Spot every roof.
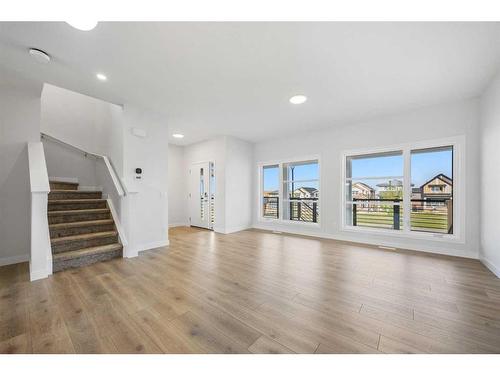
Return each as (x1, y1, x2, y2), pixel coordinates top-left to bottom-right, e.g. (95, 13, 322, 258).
(420, 174, 453, 189)
(294, 187, 318, 194)
(353, 182, 374, 191)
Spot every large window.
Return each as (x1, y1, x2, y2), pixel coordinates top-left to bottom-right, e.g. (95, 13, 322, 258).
(262, 165, 279, 219)
(346, 151, 404, 230)
(283, 160, 319, 223)
(343, 139, 459, 238)
(260, 158, 320, 224)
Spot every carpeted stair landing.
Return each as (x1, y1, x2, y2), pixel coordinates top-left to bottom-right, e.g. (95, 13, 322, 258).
(48, 180, 122, 272)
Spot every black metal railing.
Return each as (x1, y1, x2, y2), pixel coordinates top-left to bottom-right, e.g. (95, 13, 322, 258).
(289, 197, 319, 223)
(351, 198, 452, 233)
(263, 196, 279, 219)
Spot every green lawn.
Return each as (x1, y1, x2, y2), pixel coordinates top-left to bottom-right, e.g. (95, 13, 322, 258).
(355, 209, 449, 232)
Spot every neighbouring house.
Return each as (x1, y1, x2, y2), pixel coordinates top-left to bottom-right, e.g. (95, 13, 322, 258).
(292, 187, 319, 199)
(411, 187, 422, 200)
(420, 173, 453, 199)
(352, 182, 375, 200)
(263, 190, 279, 197)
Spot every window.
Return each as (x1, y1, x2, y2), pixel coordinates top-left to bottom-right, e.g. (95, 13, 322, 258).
(345, 151, 404, 230)
(262, 164, 279, 219)
(260, 158, 320, 224)
(283, 160, 319, 223)
(343, 139, 460, 239)
(410, 146, 453, 234)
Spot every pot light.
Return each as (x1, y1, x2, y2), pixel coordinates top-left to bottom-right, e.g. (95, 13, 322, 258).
(172, 134, 184, 139)
(66, 21, 98, 31)
(29, 48, 51, 64)
(289, 95, 307, 104)
(96, 73, 107, 81)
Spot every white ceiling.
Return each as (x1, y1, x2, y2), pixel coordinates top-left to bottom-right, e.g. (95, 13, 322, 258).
(1, 22, 500, 145)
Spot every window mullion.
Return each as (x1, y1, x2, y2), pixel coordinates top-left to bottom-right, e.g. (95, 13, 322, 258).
(403, 148, 412, 233)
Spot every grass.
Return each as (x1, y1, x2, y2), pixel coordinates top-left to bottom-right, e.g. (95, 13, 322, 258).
(356, 209, 449, 232)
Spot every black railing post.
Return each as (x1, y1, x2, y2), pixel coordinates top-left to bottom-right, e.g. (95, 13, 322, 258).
(297, 201, 301, 221)
(290, 201, 293, 220)
(276, 197, 279, 219)
(393, 202, 400, 230)
(353, 202, 357, 226)
(312, 202, 317, 223)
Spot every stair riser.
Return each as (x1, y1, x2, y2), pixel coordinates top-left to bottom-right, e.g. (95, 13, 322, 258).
(53, 248, 122, 272)
(50, 223, 115, 238)
(52, 235, 118, 254)
(49, 192, 102, 200)
(48, 212, 110, 224)
(48, 201, 107, 211)
(49, 182, 78, 190)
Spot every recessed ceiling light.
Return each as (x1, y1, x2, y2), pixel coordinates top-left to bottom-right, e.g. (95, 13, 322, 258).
(96, 73, 107, 81)
(28, 48, 51, 64)
(289, 95, 307, 104)
(172, 134, 184, 139)
(66, 21, 98, 31)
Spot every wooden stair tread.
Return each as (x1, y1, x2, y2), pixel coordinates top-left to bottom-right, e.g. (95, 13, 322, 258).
(48, 208, 110, 215)
(50, 190, 100, 193)
(52, 243, 122, 261)
(49, 180, 79, 185)
(48, 199, 106, 204)
(51, 231, 118, 244)
(49, 219, 114, 229)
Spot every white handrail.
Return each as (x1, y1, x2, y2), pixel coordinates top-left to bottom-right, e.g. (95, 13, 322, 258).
(40, 132, 126, 197)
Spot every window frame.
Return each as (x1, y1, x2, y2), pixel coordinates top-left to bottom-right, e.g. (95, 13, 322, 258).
(341, 136, 465, 243)
(258, 155, 321, 227)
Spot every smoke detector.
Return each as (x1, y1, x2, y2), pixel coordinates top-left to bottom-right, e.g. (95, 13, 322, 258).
(29, 48, 51, 64)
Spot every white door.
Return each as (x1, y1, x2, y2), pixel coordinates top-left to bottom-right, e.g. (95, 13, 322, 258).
(189, 161, 211, 229)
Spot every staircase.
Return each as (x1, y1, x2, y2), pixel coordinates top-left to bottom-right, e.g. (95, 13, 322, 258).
(48, 180, 123, 272)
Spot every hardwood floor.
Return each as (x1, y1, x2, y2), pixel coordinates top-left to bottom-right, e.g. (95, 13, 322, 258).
(1, 226, 500, 353)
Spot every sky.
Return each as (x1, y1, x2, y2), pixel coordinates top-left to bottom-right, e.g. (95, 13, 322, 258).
(263, 148, 452, 192)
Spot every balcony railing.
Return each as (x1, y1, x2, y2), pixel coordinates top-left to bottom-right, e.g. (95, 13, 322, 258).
(262, 196, 319, 223)
(289, 197, 318, 223)
(263, 196, 279, 219)
(351, 198, 453, 234)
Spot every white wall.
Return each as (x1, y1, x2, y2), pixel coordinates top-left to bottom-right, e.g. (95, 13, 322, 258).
(41, 84, 124, 171)
(479, 72, 500, 277)
(42, 138, 99, 187)
(178, 135, 254, 234)
(225, 136, 254, 233)
(253, 98, 480, 259)
(121, 105, 169, 252)
(0, 69, 42, 265)
(168, 144, 188, 226)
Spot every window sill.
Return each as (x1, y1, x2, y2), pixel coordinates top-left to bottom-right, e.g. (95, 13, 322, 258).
(340, 225, 464, 244)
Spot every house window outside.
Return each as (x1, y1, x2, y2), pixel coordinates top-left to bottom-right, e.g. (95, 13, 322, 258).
(345, 151, 404, 230)
(262, 165, 280, 219)
(344, 142, 457, 237)
(410, 146, 453, 234)
(283, 160, 319, 223)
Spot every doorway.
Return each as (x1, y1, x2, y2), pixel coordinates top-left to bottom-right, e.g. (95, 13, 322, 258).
(189, 161, 215, 229)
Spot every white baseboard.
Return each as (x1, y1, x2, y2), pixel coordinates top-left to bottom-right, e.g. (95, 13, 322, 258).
(0, 254, 29, 267)
(137, 239, 170, 253)
(480, 256, 500, 278)
(252, 223, 478, 260)
(169, 222, 189, 228)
